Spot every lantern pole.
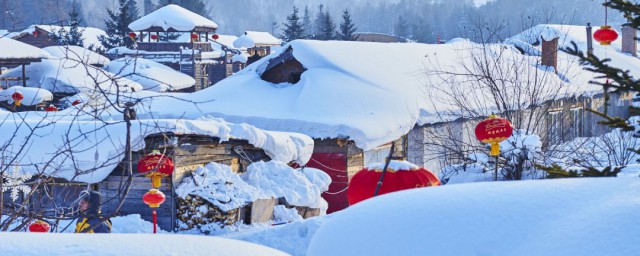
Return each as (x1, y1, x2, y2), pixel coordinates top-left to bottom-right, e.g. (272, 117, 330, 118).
(374, 142, 395, 197)
(494, 156, 499, 181)
(152, 209, 157, 234)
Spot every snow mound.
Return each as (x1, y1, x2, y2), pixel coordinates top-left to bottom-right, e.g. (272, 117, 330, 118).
(242, 161, 328, 209)
(105, 57, 195, 91)
(176, 162, 265, 212)
(297, 167, 331, 192)
(0, 86, 52, 106)
(0, 232, 289, 256)
(43, 45, 110, 66)
(0, 37, 51, 60)
(308, 177, 640, 256)
(234, 31, 282, 48)
(129, 4, 217, 31)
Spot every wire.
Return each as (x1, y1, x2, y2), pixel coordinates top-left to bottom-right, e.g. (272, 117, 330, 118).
(309, 158, 348, 173)
(323, 186, 348, 195)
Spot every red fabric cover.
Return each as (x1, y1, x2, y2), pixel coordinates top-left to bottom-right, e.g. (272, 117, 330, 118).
(347, 167, 440, 205)
(474, 116, 513, 143)
(137, 152, 174, 175)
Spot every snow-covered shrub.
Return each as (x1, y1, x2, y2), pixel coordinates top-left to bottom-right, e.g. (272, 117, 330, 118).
(549, 128, 640, 168)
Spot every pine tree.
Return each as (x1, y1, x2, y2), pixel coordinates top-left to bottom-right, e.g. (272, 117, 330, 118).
(394, 16, 409, 39)
(66, 0, 84, 46)
(319, 11, 336, 40)
(313, 4, 325, 40)
(337, 9, 357, 41)
(302, 6, 313, 39)
(158, 0, 207, 17)
(144, 0, 157, 15)
(99, 0, 140, 49)
(281, 6, 304, 43)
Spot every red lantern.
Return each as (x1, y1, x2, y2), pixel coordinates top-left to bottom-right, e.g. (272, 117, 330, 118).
(28, 220, 50, 232)
(593, 25, 618, 45)
(128, 32, 137, 41)
(137, 150, 174, 188)
(72, 99, 82, 106)
(474, 115, 513, 156)
(11, 91, 24, 106)
(150, 34, 158, 40)
(45, 105, 58, 112)
(143, 189, 166, 208)
(32, 30, 39, 37)
(191, 33, 199, 41)
(211, 34, 219, 40)
(347, 161, 441, 205)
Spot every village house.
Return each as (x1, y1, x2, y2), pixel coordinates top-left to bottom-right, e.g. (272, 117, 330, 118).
(12, 25, 106, 50)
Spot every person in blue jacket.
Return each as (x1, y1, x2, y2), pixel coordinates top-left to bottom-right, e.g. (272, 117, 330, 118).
(75, 190, 112, 233)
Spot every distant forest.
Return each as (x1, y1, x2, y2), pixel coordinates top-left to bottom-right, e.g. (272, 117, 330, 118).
(0, 0, 626, 43)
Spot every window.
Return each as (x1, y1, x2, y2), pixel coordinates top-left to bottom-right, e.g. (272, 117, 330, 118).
(288, 72, 302, 84)
(570, 107, 583, 139)
(547, 111, 562, 145)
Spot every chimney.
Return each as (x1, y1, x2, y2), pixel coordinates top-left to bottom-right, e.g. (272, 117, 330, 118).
(621, 25, 637, 56)
(541, 36, 559, 72)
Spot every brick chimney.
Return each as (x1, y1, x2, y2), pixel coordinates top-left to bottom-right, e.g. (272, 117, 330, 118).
(621, 26, 637, 56)
(541, 36, 559, 72)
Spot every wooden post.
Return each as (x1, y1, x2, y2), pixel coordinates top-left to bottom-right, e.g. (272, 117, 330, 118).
(21, 64, 26, 87)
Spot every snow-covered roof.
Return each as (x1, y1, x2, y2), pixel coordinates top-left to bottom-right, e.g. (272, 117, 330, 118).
(0, 86, 53, 106)
(0, 117, 313, 183)
(233, 31, 282, 48)
(214, 35, 238, 48)
(17, 25, 107, 49)
(0, 37, 50, 60)
(0, 58, 143, 94)
(43, 45, 110, 66)
(105, 57, 195, 92)
(128, 4, 218, 32)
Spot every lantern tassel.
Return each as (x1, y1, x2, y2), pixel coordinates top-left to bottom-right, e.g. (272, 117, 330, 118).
(15, 100, 21, 107)
(490, 142, 500, 156)
(152, 210, 157, 234)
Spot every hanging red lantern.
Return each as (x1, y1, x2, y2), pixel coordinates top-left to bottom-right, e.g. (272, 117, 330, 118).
(191, 33, 199, 41)
(32, 30, 39, 37)
(72, 99, 82, 106)
(128, 32, 137, 41)
(211, 34, 219, 40)
(347, 160, 441, 205)
(593, 25, 619, 45)
(137, 150, 174, 188)
(28, 220, 50, 232)
(143, 189, 166, 208)
(474, 115, 513, 156)
(11, 91, 24, 106)
(142, 188, 166, 234)
(150, 34, 158, 40)
(45, 105, 58, 112)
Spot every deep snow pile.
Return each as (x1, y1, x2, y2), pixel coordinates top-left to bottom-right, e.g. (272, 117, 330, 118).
(105, 57, 195, 91)
(224, 215, 331, 256)
(0, 86, 53, 106)
(0, 58, 143, 94)
(307, 177, 640, 256)
(43, 45, 110, 66)
(0, 37, 51, 60)
(0, 232, 289, 256)
(175, 162, 266, 212)
(233, 31, 282, 48)
(242, 161, 329, 210)
(0, 117, 313, 183)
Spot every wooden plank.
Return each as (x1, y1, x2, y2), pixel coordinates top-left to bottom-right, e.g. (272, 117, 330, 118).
(250, 199, 276, 224)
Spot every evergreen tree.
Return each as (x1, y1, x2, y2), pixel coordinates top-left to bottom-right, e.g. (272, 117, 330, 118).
(394, 16, 410, 39)
(337, 9, 357, 41)
(313, 4, 325, 39)
(281, 6, 304, 43)
(99, 0, 140, 49)
(302, 6, 313, 39)
(144, 0, 157, 15)
(66, 0, 84, 46)
(158, 0, 207, 17)
(319, 11, 336, 40)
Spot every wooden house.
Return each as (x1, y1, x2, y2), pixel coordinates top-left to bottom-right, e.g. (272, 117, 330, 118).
(125, 4, 240, 91)
(12, 25, 107, 50)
